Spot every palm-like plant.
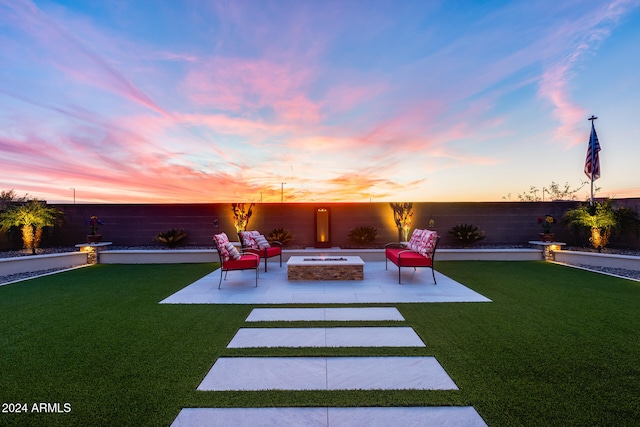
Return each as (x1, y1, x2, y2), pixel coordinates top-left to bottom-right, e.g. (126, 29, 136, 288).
(348, 226, 380, 246)
(0, 199, 63, 254)
(267, 228, 295, 246)
(448, 224, 485, 246)
(155, 228, 188, 248)
(563, 200, 638, 251)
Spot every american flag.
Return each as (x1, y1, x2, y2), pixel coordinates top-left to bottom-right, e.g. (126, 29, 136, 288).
(584, 122, 601, 181)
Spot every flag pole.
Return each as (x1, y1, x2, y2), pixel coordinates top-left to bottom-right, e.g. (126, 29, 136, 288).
(588, 115, 597, 206)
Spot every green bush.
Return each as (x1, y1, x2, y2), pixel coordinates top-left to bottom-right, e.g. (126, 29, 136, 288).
(267, 228, 295, 246)
(348, 225, 380, 246)
(154, 228, 188, 248)
(0, 199, 63, 254)
(563, 200, 640, 251)
(448, 224, 485, 246)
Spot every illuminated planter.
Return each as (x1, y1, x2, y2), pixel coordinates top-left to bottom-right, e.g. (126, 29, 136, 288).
(315, 207, 331, 248)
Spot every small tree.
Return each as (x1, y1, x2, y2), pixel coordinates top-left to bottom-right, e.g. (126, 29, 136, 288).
(563, 200, 639, 252)
(231, 203, 255, 233)
(0, 199, 63, 254)
(390, 202, 413, 241)
(504, 180, 594, 201)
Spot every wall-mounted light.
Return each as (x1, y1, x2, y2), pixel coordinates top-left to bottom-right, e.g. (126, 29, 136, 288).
(213, 218, 219, 228)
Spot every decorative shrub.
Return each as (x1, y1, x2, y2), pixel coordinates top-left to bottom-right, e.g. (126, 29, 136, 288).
(155, 228, 188, 248)
(348, 225, 380, 246)
(563, 200, 640, 252)
(390, 202, 413, 241)
(448, 224, 485, 245)
(0, 199, 63, 254)
(267, 228, 295, 246)
(231, 203, 255, 233)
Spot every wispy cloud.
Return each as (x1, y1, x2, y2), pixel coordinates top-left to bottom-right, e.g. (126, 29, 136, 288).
(537, 0, 639, 148)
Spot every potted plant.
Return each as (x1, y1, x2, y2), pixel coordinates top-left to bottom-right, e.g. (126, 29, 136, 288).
(86, 215, 104, 243)
(537, 214, 556, 242)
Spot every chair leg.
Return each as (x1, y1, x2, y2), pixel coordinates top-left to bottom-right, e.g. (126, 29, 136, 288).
(398, 267, 402, 284)
(218, 268, 224, 289)
(432, 267, 437, 284)
(255, 266, 259, 287)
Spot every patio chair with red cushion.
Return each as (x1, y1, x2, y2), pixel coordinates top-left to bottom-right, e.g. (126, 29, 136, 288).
(238, 230, 282, 272)
(212, 232, 260, 288)
(385, 229, 440, 284)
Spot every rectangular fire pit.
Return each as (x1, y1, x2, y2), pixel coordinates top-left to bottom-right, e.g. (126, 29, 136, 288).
(287, 256, 364, 281)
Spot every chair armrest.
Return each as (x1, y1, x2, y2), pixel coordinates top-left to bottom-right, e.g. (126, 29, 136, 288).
(268, 240, 283, 247)
(396, 249, 415, 256)
(239, 250, 260, 259)
(385, 242, 408, 249)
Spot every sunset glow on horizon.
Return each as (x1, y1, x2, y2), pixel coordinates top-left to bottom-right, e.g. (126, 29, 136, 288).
(1, 1, 640, 204)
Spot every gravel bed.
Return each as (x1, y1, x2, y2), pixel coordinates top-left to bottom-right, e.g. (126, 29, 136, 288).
(559, 263, 640, 281)
(0, 266, 85, 285)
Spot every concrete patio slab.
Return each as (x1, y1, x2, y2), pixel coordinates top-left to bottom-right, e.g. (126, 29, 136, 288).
(245, 307, 405, 322)
(160, 261, 491, 304)
(197, 356, 458, 391)
(227, 327, 425, 348)
(171, 406, 488, 427)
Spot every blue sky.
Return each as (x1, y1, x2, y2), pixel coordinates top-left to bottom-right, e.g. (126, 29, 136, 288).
(1, 0, 639, 203)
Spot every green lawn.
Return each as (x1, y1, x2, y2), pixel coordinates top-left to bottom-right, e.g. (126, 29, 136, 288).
(1, 261, 639, 426)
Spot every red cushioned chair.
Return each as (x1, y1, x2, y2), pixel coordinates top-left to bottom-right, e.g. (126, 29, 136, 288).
(213, 233, 260, 288)
(385, 232, 440, 284)
(238, 231, 282, 272)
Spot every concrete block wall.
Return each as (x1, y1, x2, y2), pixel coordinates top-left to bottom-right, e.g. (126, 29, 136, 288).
(1, 199, 638, 250)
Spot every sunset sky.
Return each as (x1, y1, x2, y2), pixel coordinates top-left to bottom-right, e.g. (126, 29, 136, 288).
(1, 0, 639, 204)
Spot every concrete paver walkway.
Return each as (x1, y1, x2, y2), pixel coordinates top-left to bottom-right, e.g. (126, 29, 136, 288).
(170, 293, 489, 425)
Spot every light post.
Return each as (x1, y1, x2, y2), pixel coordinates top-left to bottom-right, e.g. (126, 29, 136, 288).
(70, 188, 75, 204)
(281, 183, 286, 203)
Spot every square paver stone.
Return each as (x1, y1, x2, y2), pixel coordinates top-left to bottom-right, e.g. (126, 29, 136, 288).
(197, 356, 457, 391)
(171, 406, 488, 427)
(227, 327, 425, 348)
(245, 307, 405, 322)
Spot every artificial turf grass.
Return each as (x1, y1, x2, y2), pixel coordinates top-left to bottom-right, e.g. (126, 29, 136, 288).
(1, 262, 639, 426)
(426, 261, 640, 425)
(0, 263, 246, 427)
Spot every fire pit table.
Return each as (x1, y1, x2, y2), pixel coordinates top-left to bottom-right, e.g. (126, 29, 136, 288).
(287, 256, 364, 281)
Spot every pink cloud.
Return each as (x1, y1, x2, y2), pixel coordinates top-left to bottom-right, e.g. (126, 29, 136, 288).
(183, 56, 320, 122)
(537, 1, 635, 148)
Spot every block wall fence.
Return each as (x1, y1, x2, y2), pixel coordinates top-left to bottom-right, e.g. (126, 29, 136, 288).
(1, 199, 639, 250)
